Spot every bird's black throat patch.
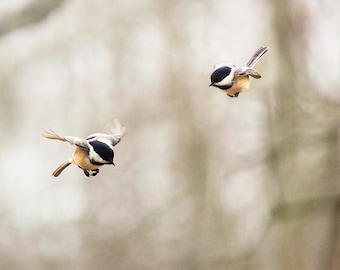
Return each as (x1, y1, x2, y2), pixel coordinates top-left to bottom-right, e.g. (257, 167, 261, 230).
(214, 84, 233, 90)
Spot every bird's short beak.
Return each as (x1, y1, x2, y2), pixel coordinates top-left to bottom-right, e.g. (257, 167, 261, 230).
(112, 162, 115, 166)
(209, 83, 213, 87)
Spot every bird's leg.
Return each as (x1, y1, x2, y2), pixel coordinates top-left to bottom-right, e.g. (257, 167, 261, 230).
(83, 170, 90, 177)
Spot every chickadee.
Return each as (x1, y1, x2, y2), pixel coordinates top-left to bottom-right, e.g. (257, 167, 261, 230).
(43, 119, 126, 177)
(209, 46, 269, 98)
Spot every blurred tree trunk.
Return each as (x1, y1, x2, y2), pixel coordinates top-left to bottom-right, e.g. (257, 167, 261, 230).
(266, 0, 305, 198)
(266, 0, 340, 269)
(322, 105, 340, 270)
(267, 1, 305, 267)
(158, 3, 211, 268)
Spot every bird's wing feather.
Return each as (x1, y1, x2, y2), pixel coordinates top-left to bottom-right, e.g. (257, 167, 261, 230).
(235, 67, 262, 79)
(43, 130, 89, 149)
(104, 119, 126, 146)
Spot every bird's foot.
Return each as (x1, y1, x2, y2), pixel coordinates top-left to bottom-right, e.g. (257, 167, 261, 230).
(91, 169, 99, 176)
(83, 169, 99, 177)
(227, 92, 239, 98)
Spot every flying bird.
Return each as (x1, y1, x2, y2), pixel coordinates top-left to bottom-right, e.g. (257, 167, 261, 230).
(209, 46, 269, 98)
(43, 119, 126, 177)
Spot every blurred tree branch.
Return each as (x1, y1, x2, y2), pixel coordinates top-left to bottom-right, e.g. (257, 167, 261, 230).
(0, 0, 66, 37)
(271, 195, 340, 220)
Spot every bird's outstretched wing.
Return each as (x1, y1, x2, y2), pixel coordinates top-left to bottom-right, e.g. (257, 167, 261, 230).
(105, 118, 126, 146)
(86, 119, 126, 146)
(235, 67, 262, 79)
(43, 130, 89, 150)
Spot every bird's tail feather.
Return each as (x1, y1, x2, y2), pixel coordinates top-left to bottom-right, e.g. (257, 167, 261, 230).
(246, 46, 269, 68)
(52, 159, 73, 177)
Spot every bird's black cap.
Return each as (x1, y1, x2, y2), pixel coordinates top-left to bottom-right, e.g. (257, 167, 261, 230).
(210, 66, 232, 85)
(89, 141, 114, 164)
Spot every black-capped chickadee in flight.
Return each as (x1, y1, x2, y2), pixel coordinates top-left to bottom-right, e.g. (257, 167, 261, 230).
(209, 46, 269, 98)
(43, 119, 126, 177)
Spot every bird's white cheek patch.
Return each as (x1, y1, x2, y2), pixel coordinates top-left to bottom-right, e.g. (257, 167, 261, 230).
(215, 76, 233, 87)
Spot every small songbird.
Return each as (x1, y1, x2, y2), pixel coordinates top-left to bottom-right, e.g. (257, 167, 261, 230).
(43, 119, 126, 177)
(209, 46, 269, 98)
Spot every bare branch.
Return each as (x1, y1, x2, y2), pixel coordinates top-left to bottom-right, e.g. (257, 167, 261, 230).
(0, 0, 66, 37)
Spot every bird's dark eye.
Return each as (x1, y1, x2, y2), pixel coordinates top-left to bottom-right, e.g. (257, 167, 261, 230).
(210, 66, 232, 83)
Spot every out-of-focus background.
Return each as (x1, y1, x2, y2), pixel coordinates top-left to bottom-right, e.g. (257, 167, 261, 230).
(0, 0, 339, 269)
